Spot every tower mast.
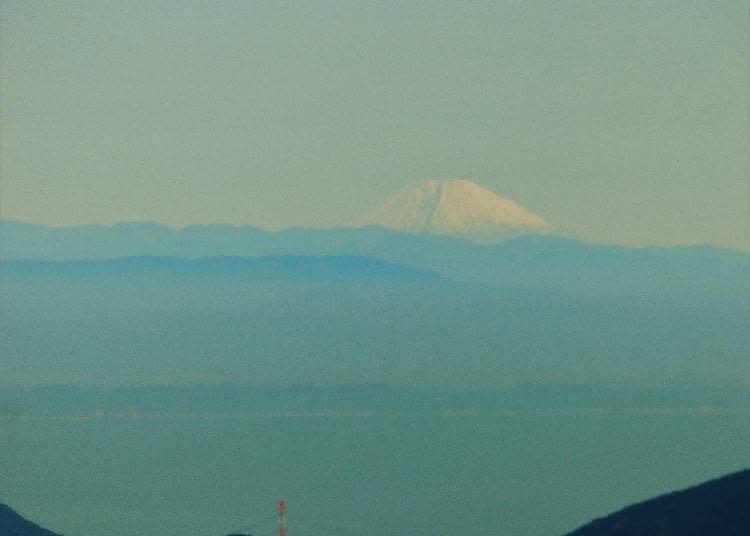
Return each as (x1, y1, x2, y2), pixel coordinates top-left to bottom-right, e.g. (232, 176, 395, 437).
(277, 500, 287, 536)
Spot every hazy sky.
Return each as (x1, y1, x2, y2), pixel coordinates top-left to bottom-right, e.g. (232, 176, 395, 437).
(1, 1, 748, 248)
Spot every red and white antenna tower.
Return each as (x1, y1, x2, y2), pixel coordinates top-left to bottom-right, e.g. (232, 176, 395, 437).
(277, 500, 287, 536)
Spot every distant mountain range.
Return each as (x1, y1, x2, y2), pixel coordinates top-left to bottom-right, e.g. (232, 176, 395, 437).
(2, 256, 747, 387)
(0, 255, 440, 283)
(1, 218, 748, 388)
(0, 504, 61, 536)
(1, 219, 746, 295)
(564, 469, 750, 535)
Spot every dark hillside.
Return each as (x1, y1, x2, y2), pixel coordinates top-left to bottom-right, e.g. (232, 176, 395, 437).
(0, 504, 61, 536)
(564, 469, 750, 536)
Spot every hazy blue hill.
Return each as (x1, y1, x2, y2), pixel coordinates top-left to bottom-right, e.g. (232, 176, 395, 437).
(0, 220, 477, 272)
(0, 219, 180, 259)
(0, 255, 440, 283)
(564, 469, 750, 535)
(2, 219, 746, 295)
(1, 259, 747, 387)
(1, 221, 747, 389)
(0, 504, 61, 536)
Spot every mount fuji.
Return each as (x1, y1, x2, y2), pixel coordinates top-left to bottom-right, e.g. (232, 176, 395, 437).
(366, 178, 547, 242)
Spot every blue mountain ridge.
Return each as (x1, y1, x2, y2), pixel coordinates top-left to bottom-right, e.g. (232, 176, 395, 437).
(0, 255, 441, 283)
(1, 219, 748, 388)
(1, 219, 746, 295)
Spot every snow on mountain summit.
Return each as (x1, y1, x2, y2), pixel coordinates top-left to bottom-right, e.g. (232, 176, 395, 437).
(366, 179, 547, 242)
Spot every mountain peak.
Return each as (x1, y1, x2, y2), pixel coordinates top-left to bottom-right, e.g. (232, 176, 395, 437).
(366, 179, 547, 242)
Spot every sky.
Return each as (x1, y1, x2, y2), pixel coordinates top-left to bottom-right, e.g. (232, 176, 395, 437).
(1, 1, 748, 248)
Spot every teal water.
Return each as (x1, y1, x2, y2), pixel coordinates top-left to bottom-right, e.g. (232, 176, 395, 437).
(2, 411, 748, 536)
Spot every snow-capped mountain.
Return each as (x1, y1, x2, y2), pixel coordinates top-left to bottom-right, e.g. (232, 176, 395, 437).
(366, 179, 547, 242)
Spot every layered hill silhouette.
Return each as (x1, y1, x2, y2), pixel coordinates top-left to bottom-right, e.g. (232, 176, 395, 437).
(1, 219, 745, 296)
(0, 504, 61, 536)
(564, 469, 750, 536)
(0, 255, 440, 283)
(1, 220, 747, 388)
